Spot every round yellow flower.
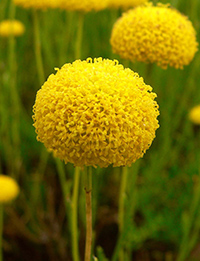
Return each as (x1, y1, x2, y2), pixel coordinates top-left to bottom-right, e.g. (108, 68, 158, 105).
(0, 175, 19, 203)
(14, 0, 59, 9)
(108, 0, 148, 10)
(58, 0, 108, 12)
(0, 20, 25, 37)
(33, 58, 159, 168)
(110, 3, 198, 69)
(189, 105, 200, 125)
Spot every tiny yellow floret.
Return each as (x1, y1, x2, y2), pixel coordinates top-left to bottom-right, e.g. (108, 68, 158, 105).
(108, 0, 148, 10)
(33, 58, 159, 168)
(189, 105, 200, 125)
(0, 20, 25, 37)
(58, 0, 108, 12)
(110, 3, 198, 69)
(0, 175, 19, 203)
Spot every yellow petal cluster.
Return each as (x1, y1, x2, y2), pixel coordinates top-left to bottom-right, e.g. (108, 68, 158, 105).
(58, 0, 108, 12)
(110, 3, 198, 69)
(189, 105, 200, 125)
(108, 0, 148, 10)
(0, 175, 19, 203)
(0, 20, 25, 37)
(14, 0, 58, 9)
(33, 58, 159, 168)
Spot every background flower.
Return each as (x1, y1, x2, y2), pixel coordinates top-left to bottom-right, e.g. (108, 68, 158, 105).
(189, 105, 200, 125)
(0, 20, 25, 37)
(58, 0, 108, 12)
(107, 0, 148, 10)
(13, 0, 59, 9)
(0, 175, 19, 203)
(110, 3, 198, 69)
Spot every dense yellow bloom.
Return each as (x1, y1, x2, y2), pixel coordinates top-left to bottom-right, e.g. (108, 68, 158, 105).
(110, 3, 198, 69)
(58, 0, 108, 12)
(0, 20, 25, 37)
(33, 58, 159, 168)
(108, 0, 147, 10)
(14, 0, 58, 9)
(0, 175, 19, 203)
(189, 105, 200, 125)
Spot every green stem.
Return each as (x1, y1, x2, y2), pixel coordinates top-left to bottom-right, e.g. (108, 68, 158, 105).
(75, 12, 84, 60)
(71, 167, 80, 261)
(177, 164, 200, 261)
(118, 166, 128, 261)
(32, 9, 45, 86)
(84, 166, 92, 261)
(56, 159, 69, 211)
(8, 0, 22, 177)
(32, 9, 50, 179)
(0, 204, 3, 261)
(0, 0, 8, 22)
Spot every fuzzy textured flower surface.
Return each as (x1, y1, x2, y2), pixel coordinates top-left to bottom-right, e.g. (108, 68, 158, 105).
(189, 105, 200, 125)
(58, 0, 108, 12)
(14, 0, 58, 9)
(110, 3, 198, 69)
(0, 20, 25, 37)
(0, 175, 19, 203)
(108, 0, 147, 10)
(33, 58, 159, 168)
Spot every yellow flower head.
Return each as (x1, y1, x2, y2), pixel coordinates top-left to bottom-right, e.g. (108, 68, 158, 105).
(58, 0, 108, 12)
(189, 105, 200, 125)
(33, 58, 159, 168)
(110, 3, 198, 69)
(0, 20, 25, 37)
(0, 175, 19, 203)
(14, 0, 58, 9)
(108, 0, 148, 10)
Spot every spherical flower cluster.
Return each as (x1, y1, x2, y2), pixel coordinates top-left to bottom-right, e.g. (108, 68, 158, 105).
(0, 175, 19, 203)
(108, 0, 147, 10)
(189, 105, 200, 125)
(110, 3, 198, 69)
(58, 0, 108, 12)
(0, 20, 25, 37)
(14, 0, 59, 9)
(33, 58, 159, 168)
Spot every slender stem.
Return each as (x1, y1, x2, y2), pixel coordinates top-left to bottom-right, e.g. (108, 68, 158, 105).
(32, 10, 50, 179)
(84, 166, 93, 261)
(118, 166, 128, 261)
(75, 12, 84, 60)
(8, 0, 21, 176)
(71, 167, 80, 261)
(56, 159, 69, 211)
(0, 204, 3, 261)
(0, 0, 8, 24)
(119, 166, 128, 232)
(32, 9, 45, 86)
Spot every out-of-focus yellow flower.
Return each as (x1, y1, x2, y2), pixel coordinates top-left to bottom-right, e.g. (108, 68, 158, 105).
(33, 57, 159, 168)
(58, 0, 108, 12)
(14, 0, 59, 9)
(0, 20, 25, 37)
(189, 105, 200, 125)
(108, 0, 147, 10)
(110, 3, 198, 69)
(0, 175, 19, 203)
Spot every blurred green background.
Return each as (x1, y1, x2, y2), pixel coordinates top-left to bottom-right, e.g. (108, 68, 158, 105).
(0, 0, 200, 260)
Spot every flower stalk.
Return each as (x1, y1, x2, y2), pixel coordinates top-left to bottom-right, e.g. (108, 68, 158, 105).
(84, 166, 93, 261)
(71, 167, 81, 261)
(118, 166, 128, 261)
(75, 12, 84, 59)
